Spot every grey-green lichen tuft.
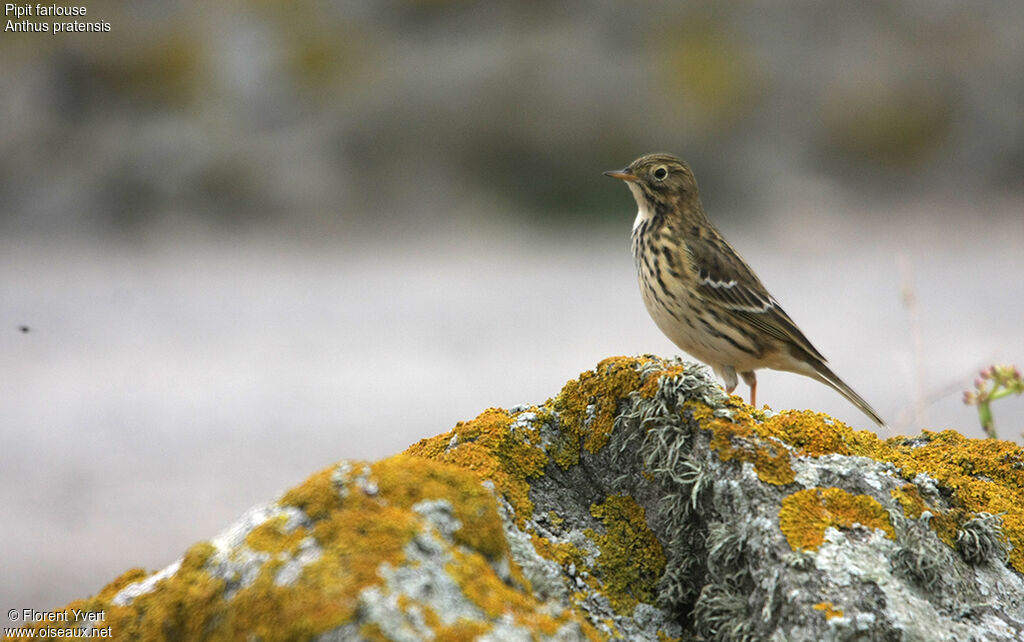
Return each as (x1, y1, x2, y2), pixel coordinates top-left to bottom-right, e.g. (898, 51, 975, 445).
(613, 362, 730, 615)
(890, 513, 955, 591)
(956, 512, 1010, 565)
(692, 582, 757, 642)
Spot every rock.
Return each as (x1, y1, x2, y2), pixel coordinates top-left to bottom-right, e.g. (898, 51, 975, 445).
(17, 356, 1024, 641)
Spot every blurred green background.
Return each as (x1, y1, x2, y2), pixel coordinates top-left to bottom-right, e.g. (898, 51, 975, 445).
(2, 0, 1023, 616)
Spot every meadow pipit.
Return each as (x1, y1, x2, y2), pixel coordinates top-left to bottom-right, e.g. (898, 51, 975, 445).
(605, 153, 885, 427)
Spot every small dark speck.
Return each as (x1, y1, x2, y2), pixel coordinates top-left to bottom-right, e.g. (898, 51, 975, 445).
(19, 325, 30, 333)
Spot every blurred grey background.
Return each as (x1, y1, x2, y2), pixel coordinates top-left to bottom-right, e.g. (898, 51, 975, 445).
(3, 0, 1023, 612)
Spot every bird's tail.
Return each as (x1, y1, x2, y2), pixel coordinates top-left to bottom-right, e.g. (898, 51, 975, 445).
(810, 361, 888, 430)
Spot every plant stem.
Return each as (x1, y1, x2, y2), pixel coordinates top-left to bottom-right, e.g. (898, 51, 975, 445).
(978, 400, 995, 439)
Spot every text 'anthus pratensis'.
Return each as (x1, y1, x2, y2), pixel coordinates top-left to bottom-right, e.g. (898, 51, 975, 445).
(605, 153, 885, 427)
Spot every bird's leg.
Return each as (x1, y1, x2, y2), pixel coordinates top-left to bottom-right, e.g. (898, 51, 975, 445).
(741, 371, 757, 407)
(721, 366, 738, 395)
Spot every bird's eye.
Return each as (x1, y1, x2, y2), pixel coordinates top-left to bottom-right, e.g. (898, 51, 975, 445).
(653, 167, 668, 181)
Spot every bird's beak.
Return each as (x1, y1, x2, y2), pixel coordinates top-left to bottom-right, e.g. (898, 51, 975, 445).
(603, 168, 639, 182)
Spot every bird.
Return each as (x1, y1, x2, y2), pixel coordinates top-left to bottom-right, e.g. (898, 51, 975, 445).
(604, 153, 885, 427)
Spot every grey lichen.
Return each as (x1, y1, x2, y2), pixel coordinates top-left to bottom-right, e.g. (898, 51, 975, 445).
(496, 496, 568, 603)
(205, 503, 316, 598)
(692, 582, 756, 642)
(956, 512, 1010, 565)
(610, 362, 731, 617)
(890, 513, 955, 591)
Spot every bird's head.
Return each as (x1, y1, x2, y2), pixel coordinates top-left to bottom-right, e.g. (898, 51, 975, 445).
(604, 153, 704, 222)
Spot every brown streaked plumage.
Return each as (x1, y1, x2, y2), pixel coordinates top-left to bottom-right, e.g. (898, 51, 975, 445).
(605, 153, 885, 427)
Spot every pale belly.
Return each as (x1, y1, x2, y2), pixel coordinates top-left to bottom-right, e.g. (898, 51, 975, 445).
(636, 270, 768, 375)
(631, 214, 767, 376)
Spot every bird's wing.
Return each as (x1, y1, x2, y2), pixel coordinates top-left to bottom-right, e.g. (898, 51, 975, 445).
(685, 235, 828, 363)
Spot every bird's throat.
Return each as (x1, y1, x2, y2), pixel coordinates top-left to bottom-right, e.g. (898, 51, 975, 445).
(628, 183, 654, 232)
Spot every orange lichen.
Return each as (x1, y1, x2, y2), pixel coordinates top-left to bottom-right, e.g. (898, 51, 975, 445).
(876, 431, 1024, 571)
(445, 548, 587, 637)
(813, 601, 844, 620)
(530, 532, 587, 571)
(706, 410, 796, 485)
(734, 411, 1024, 573)
(280, 465, 343, 519)
(446, 548, 531, 620)
(757, 410, 856, 456)
(245, 515, 308, 554)
(779, 487, 895, 551)
(26, 540, 228, 641)
(684, 398, 718, 423)
(11, 459, 442, 641)
(637, 364, 687, 397)
(394, 597, 493, 641)
(553, 356, 646, 464)
(724, 408, 883, 461)
(404, 407, 548, 523)
(889, 484, 962, 547)
(100, 567, 151, 597)
(586, 495, 667, 615)
(219, 470, 420, 639)
(433, 619, 492, 641)
(373, 454, 508, 561)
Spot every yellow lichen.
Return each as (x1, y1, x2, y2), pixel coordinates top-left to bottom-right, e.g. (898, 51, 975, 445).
(877, 431, 1024, 571)
(779, 487, 895, 551)
(391, 598, 494, 641)
(758, 410, 856, 456)
(706, 410, 796, 485)
(721, 408, 883, 462)
(280, 465, 343, 519)
(216, 474, 420, 639)
(754, 414, 1024, 573)
(586, 495, 667, 615)
(813, 601, 844, 620)
(13, 460, 437, 641)
(433, 619, 493, 641)
(553, 357, 645, 465)
(40, 540, 228, 640)
(637, 364, 687, 397)
(721, 409, 1024, 573)
(445, 548, 574, 636)
(245, 515, 308, 554)
(404, 407, 548, 524)
(889, 484, 962, 547)
(530, 532, 587, 571)
(99, 567, 151, 598)
(373, 454, 508, 561)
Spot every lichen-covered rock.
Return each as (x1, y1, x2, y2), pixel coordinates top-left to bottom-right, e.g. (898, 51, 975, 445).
(13, 356, 1024, 641)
